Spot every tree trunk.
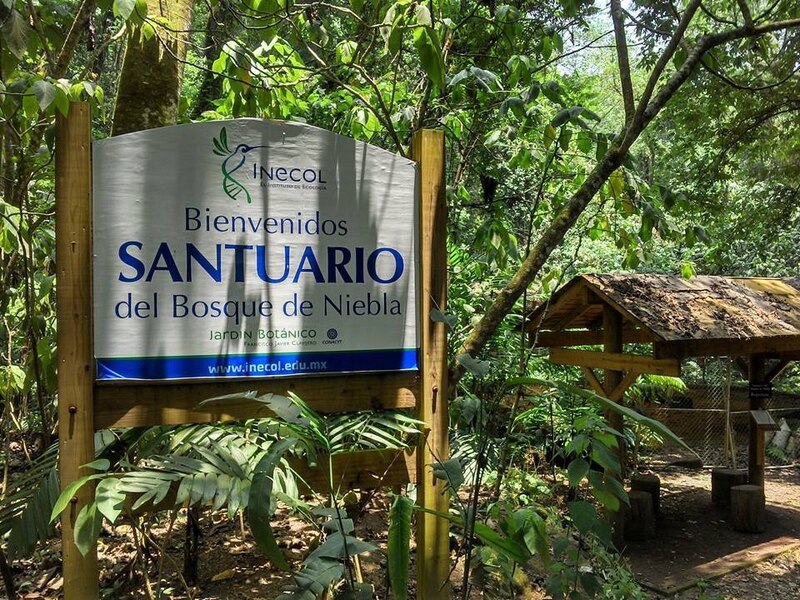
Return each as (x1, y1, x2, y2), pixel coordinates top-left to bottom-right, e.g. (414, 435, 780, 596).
(191, 4, 232, 118)
(112, 0, 195, 135)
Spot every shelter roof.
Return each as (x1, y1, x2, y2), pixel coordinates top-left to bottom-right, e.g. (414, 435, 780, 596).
(529, 274, 800, 358)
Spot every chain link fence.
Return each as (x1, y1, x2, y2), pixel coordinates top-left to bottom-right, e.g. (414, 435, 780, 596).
(641, 357, 800, 467)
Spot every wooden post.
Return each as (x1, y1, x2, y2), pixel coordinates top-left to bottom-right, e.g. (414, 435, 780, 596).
(623, 490, 655, 540)
(56, 102, 98, 600)
(603, 304, 625, 545)
(412, 129, 450, 599)
(748, 355, 766, 487)
(731, 485, 766, 533)
(630, 473, 660, 516)
(711, 468, 748, 507)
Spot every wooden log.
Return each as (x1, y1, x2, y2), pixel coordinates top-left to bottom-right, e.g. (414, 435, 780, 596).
(711, 468, 748, 507)
(630, 473, 661, 517)
(731, 485, 766, 533)
(624, 490, 655, 541)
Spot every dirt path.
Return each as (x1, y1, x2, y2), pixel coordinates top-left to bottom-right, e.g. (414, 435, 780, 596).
(11, 467, 800, 598)
(626, 465, 800, 600)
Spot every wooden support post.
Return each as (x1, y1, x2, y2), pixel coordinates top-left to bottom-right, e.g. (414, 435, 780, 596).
(56, 102, 98, 600)
(748, 355, 766, 488)
(603, 304, 625, 545)
(412, 129, 450, 599)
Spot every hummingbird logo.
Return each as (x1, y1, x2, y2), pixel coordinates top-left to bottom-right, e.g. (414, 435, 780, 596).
(212, 127, 263, 203)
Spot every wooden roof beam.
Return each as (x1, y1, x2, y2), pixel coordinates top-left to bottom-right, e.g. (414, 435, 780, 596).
(534, 328, 656, 348)
(655, 336, 800, 360)
(766, 359, 792, 383)
(551, 303, 600, 332)
(550, 348, 680, 376)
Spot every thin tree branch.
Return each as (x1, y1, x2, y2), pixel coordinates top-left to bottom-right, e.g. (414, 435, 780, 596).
(610, 0, 635, 125)
(633, 0, 702, 131)
(736, 0, 755, 30)
(53, 0, 97, 78)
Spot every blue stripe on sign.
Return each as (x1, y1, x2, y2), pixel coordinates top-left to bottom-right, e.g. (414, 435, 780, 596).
(96, 349, 419, 380)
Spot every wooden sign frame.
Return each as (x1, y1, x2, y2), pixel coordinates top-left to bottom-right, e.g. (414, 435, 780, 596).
(55, 103, 449, 599)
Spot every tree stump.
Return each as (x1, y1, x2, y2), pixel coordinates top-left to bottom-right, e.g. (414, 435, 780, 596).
(730, 485, 766, 533)
(630, 473, 661, 517)
(711, 468, 748, 507)
(624, 490, 655, 541)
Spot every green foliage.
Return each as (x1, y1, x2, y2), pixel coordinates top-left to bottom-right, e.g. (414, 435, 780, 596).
(46, 397, 421, 561)
(249, 438, 297, 569)
(387, 495, 413, 600)
(4, 0, 800, 596)
(0, 443, 59, 559)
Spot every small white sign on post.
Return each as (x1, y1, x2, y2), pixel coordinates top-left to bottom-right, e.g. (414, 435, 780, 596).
(93, 119, 418, 380)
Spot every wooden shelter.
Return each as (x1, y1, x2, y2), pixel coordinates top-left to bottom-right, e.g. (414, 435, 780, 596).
(527, 274, 800, 506)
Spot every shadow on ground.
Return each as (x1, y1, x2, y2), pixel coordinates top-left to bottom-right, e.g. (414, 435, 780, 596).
(624, 466, 800, 595)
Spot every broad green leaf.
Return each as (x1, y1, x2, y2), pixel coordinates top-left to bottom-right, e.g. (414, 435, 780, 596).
(431, 458, 465, 492)
(470, 66, 499, 91)
(415, 4, 432, 26)
(1, 9, 29, 59)
(417, 507, 531, 565)
(580, 571, 602, 597)
(278, 558, 342, 599)
(591, 443, 620, 475)
(522, 511, 550, 568)
(596, 134, 608, 161)
(543, 124, 557, 150)
(430, 308, 457, 329)
(456, 353, 491, 378)
(448, 68, 470, 88)
(413, 26, 445, 89)
(587, 471, 619, 511)
(95, 478, 124, 524)
(553, 536, 570, 559)
(50, 475, 105, 523)
(32, 80, 56, 111)
(609, 169, 625, 198)
(381, 4, 402, 55)
(551, 108, 572, 127)
(576, 131, 593, 153)
(388, 495, 413, 599)
(307, 531, 377, 561)
(114, 0, 136, 19)
(83, 458, 110, 472)
(566, 458, 589, 487)
(74, 502, 103, 556)
(248, 438, 296, 569)
(568, 500, 597, 535)
(53, 86, 70, 117)
(322, 517, 354, 535)
(473, 522, 531, 565)
(335, 40, 357, 65)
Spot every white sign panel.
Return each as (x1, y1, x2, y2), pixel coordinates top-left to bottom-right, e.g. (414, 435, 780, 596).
(93, 119, 418, 380)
